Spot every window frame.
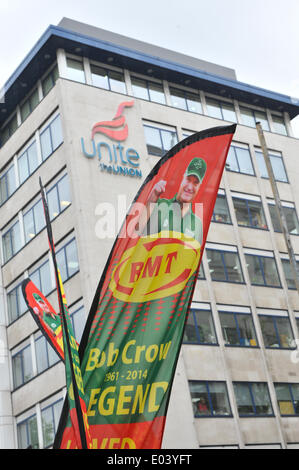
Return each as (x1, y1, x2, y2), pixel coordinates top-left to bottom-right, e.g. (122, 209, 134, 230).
(259, 314, 295, 350)
(274, 383, 299, 416)
(226, 143, 255, 176)
(206, 245, 245, 284)
(245, 252, 281, 288)
(183, 304, 218, 346)
(189, 380, 233, 418)
(233, 381, 274, 417)
(143, 123, 178, 157)
(232, 194, 268, 230)
(219, 310, 259, 348)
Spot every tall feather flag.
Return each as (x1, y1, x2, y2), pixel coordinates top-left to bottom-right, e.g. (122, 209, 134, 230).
(39, 178, 93, 449)
(54, 124, 236, 449)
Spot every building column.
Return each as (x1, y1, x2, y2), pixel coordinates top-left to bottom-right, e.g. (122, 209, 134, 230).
(0, 273, 15, 448)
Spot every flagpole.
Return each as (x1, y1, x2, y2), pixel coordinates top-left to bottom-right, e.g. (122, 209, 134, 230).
(256, 122, 299, 295)
(39, 178, 88, 449)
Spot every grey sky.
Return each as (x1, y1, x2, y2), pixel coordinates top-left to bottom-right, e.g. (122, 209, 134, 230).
(1, 0, 299, 133)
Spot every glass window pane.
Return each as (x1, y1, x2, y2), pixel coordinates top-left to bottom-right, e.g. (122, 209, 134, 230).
(259, 316, 278, 347)
(223, 252, 244, 283)
(40, 127, 52, 161)
(12, 354, 23, 388)
(207, 250, 226, 281)
(91, 65, 109, 89)
(213, 195, 231, 223)
(7, 288, 19, 323)
(209, 382, 231, 416)
(131, 77, 149, 100)
(148, 82, 165, 104)
(270, 155, 287, 182)
(226, 147, 239, 172)
(39, 261, 52, 295)
(144, 126, 163, 156)
(56, 249, 67, 282)
(35, 336, 48, 374)
(275, 384, 295, 415)
(33, 200, 45, 234)
(220, 313, 239, 345)
(262, 257, 280, 287)
(272, 115, 287, 136)
(234, 383, 255, 415)
(235, 147, 254, 175)
(233, 198, 249, 227)
(17, 421, 28, 449)
(189, 382, 211, 416)
(58, 176, 71, 211)
(255, 151, 268, 178)
(47, 186, 60, 220)
(170, 88, 187, 110)
(27, 142, 38, 174)
(186, 92, 202, 114)
(237, 314, 258, 346)
(66, 58, 85, 83)
(281, 259, 299, 289)
(246, 255, 264, 285)
(42, 407, 54, 448)
(23, 210, 35, 243)
(6, 166, 16, 197)
(284, 207, 299, 234)
(109, 71, 126, 94)
(20, 100, 31, 122)
(221, 102, 237, 122)
(251, 383, 273, 415)
(65, 240, 79, 278)
(184, 309, 217, 345)
(240, 107, 255, 127)
(28, 415, 39, 449)
(72, 307, 85, 342)
(248, 200, 267, 229)
(22, 346, 34, 383)
(255, 110, 269, 131)
(206, 98, 222, 119)
(276, 317, 294, 348)
(161, 130, 177, 152)
(3, 231, 12, 262)
(42, 74, 54, 96)
(18, 152, 29, 184)
(50, 116, 63, 151)
(11, 222, 22, 254)
(30, 89, 39, 111)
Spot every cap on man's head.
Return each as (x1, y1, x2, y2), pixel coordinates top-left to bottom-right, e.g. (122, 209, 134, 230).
(186, 158, 207, 182)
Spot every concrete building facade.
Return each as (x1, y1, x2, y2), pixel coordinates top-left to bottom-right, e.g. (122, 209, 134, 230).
(1, 18, 299, 449)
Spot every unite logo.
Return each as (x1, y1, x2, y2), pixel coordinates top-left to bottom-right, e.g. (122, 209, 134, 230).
(81, 100, 142, 178)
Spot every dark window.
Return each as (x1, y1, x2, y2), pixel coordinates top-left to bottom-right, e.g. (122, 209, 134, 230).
(189, 381, 232, 417)
(233, 382, 273, 416)
(259, 315, 294, 349)
(183, 308, 217, 345)
(212, 193, 231, 224)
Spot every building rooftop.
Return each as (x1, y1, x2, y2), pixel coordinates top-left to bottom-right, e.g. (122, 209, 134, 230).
(1, 17, 299, 127)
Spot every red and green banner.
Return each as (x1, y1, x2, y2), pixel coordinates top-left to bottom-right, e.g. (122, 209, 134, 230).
(22, 278, 65, 361)
(54, 124, 236, 449)
(39, 179, 93, 449)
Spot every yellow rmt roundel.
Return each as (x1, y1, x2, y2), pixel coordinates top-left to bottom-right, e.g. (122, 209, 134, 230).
(109, 231, 201, 303)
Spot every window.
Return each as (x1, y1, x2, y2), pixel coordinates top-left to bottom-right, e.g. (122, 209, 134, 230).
(259, 315, 294, 349)
(206, 246, 244, 283)
(0, 113, 18, 146)
(71, 305, 85, 342)
(226, 144, 254, 175)
(40, 114, 63, 161)
(23, 199, 45, 243)
(2, 220, 22, 263)
(271, 114, 287, 136)
(255, 150, 288, 182)
(198, 263, 205, 279)
(281, 258, 299, 289)
(232, 195, 267, 229)
(91, 65, 126, 94)
(0, 163, 16, 205)
(29, 259, 53, 297)
(17, 412, 39, 449)
(20, 88, 39, 122)
(12, 342, 34, 389)
(41, 399, 63, 448)
(18, 140, 39, 185)
(7, 280, 28, 323)
(169, 87, 202, 114)
(66, 58, 86, 83)
(233, 382, 273, 416)
(47, 174, 72, 220)
(35, 334, 60, 375)
(183, 306, 217, 345)
(239, 106, 269, 131)
(275, 383, 299, 416)
(143, 124, 178, 157)
(219, 310, 258, 347)
(212, 191, 231, 224)
(56, 238, 79, 283)
(132, 76, 165, 104)
(206, 97, 236, 122)
(245, 252, 281, 287)
(268, 203, 299, 235)
(42, 64, 59, 96)
(189, 381, 232, 417)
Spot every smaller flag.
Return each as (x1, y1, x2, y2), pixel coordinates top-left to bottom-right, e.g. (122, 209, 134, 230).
(39, 178, 92, 449)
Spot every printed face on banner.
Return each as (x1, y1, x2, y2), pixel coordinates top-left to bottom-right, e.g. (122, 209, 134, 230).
(55, 125, 236, 450)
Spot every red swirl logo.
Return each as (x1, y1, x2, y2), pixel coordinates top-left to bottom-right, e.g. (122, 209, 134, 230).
(91, 101, 134, 142)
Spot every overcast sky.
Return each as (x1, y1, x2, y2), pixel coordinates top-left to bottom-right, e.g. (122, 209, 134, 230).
(1, 0, 299, 134)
